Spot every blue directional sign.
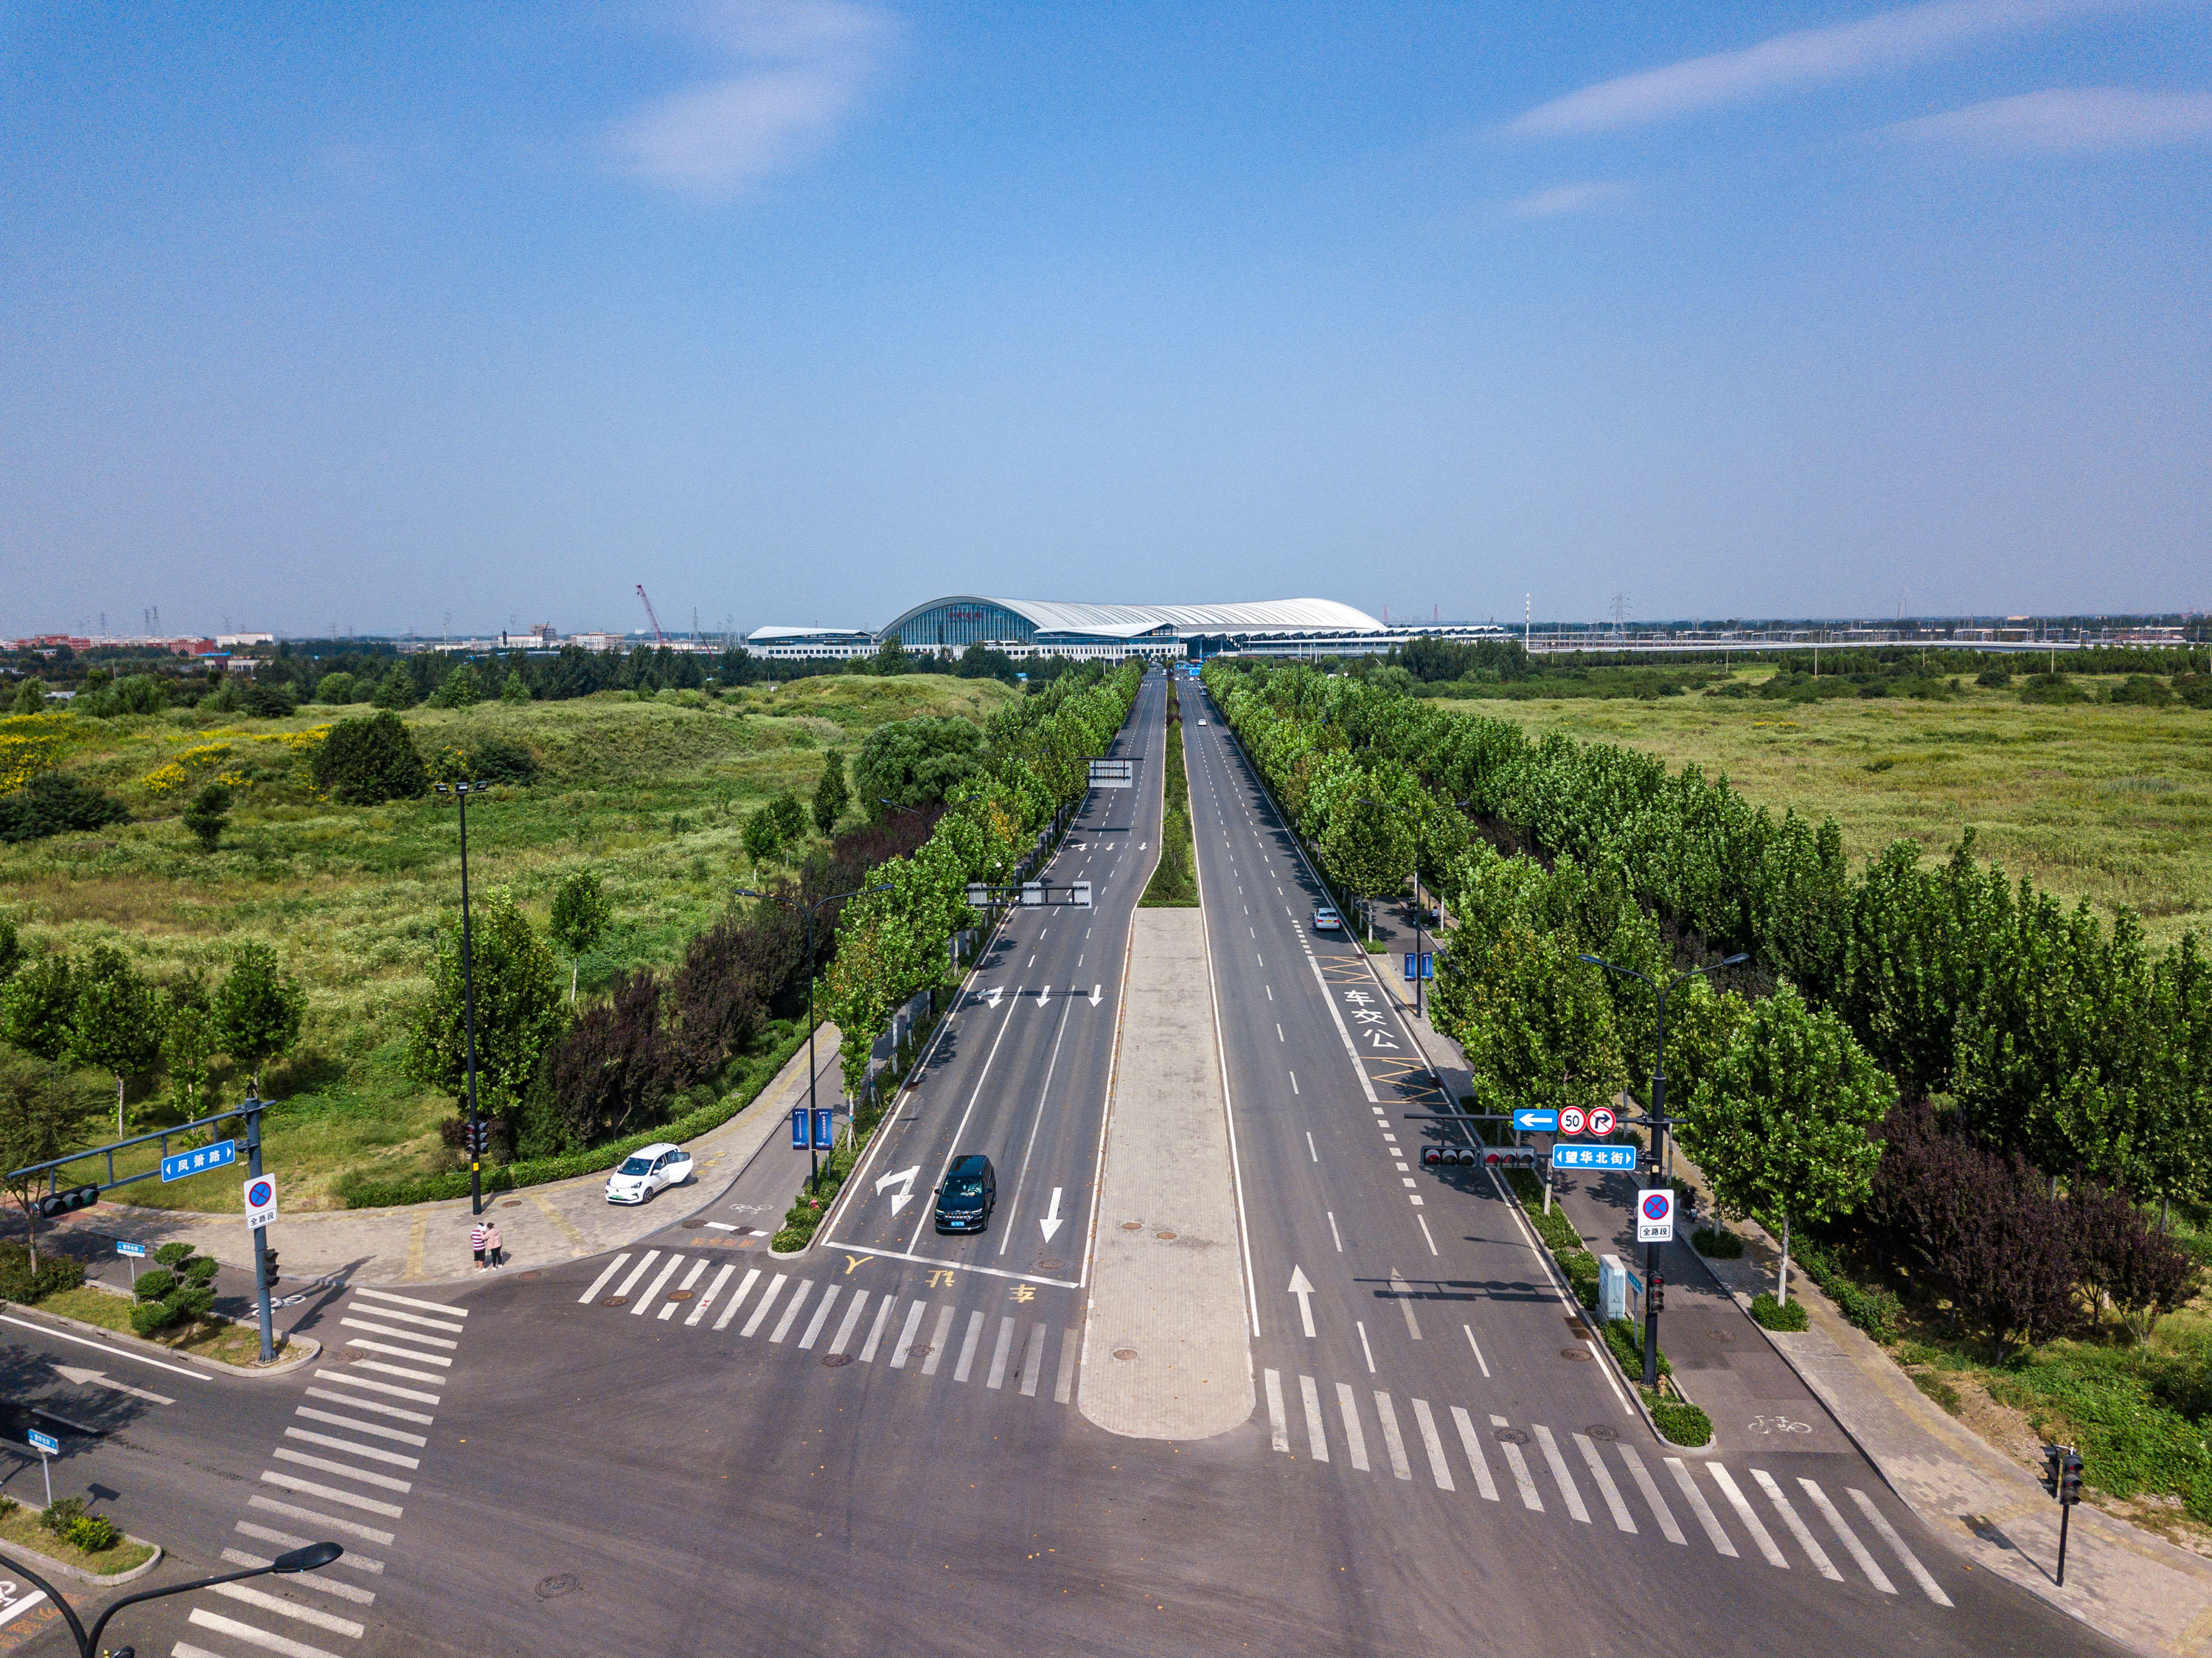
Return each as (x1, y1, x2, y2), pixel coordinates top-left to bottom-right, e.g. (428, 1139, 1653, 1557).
(811, 1108, 836, 1151)
(26, 1430, 58, 1455)
(160, 1139, 236, 1184)
(1403, 953, 1434, 982)
(115, 1240, 146, 1259)
(1551, 1144, 1639, 1171)
(790, 1107, 809, 1151)
(1512, 1109, 1558, 1133)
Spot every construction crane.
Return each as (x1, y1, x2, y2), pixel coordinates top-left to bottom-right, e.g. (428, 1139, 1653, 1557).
(634, 584, 667, 645)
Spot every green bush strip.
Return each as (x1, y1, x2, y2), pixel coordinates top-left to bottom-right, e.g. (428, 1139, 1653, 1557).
(1750, 1292, 1809, 1331)
(1141, 680, 1197, 907)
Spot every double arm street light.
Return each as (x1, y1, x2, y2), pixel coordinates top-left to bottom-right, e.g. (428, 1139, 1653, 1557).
(435, 780, 494, 1217)
(0, 1539, 342, 1657)
(735, 884, 892, 1189)
(1575, 951, 1749, 1389)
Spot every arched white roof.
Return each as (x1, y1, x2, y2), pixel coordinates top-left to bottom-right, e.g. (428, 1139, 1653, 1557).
(877, 596, 1385, 640)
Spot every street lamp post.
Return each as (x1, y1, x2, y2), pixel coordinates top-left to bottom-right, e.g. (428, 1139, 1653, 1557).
(435, 780, 493, 1217)
(1357, 796, 1430, 1019)
(0, 1539, 344, 1657)
(736, 884, 892, 1190)
(1575, 951, 1748, 1389)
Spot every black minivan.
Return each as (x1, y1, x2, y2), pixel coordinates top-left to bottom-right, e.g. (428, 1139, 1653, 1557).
(934, 1154, 996, 1233)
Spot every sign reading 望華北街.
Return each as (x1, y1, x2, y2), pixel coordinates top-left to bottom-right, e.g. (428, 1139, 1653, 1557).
(242, 1175, 279, 1229)
(161, 1139, 237, 1183)
(1638, 1188, 1675, 1243)
(1551, 1145, 1638, 1172)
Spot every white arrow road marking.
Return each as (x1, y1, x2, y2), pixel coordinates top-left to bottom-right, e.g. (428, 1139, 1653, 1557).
(1040, 1187, 1065, 1241)
(1089, 984, 1102, 1006)
(877, 1166, 922, 1215)
(1037, 985, 1051, 1005)
(986, 987, 1004, 1009)
(51, 1364, 175, 1406)
(1287, 1265, 1317, 1338)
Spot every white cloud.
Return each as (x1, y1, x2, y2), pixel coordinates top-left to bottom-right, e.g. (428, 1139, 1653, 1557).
(1509, 0, 2143, 138)
(1508, 181, 1632, 218)
(1885, 85, 2212, 148)
(607, 0, 900, 194)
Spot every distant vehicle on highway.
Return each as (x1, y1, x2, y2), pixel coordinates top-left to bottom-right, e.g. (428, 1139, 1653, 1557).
(934, 1154, 996, 1233)
(1312, 905, 1342, 932)
(605, 1143, 693, 1204)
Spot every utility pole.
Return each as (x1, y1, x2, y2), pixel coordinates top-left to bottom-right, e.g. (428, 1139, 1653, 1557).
(245, 1085, 275, 1362)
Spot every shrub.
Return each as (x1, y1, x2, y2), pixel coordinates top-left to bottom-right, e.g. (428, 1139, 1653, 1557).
(1691, 1227, 1743, 1258)
(240, 682, 296, 719)
(1789, 1235, 1901, 1341)
(1751, 1292, 1809, 1331)
(314, 672, 358, 705)
(68, 1514, 118, 1553)
(461, 735, 538, 786)
(183, 1255, 220, 1287)
(371, 667, 418, 710)
(1651, 1396, 1714, 1446)
(312, 711, 428, 805)
(152, 1241, 195, 1268)
(1604, 1316, 1671, 1378)
(2018, 672, 2087, 705)
(129, 1300, 179, 1339)
(0, 1496, 15, 1519)
(0, 1245, 86, 1303)
(1974, 666, 2012, 688)
(2108, 675, 2175, 707)
(181, 783, 232, 852)
(38, 1497, 85, 1536)
(0, 771, 131, 844)
(131, 1267, 177, 1303)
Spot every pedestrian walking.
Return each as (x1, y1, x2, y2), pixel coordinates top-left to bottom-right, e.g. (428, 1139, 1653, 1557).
(470, 1219, 488, 1270)
(485, 1221, 504, 1269)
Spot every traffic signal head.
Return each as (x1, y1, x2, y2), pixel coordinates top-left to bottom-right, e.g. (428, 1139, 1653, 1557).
(2040, 1445, 2064, 1498)
(37, 1184, 99, 1220)
(2059, 1451, 2083, 1505)
(259, 1243, 279, 1286)
(1648, 1275, 1665, 1312)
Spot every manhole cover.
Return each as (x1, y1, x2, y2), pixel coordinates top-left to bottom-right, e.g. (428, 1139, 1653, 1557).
(1034, 1257, 1067, 1271)
(1155, 1230, 1178, 1241)
(682, 1218, 704, 1229)
(1585, 1425, 1620, 1442)
(667, 1289, 694, 1302)
(1119, 1221, 1143, 1232)
(1560, 1347, 1593, 1362)
(821, 1353, 853, 1367)
(1708, 1329, 1732, 1342)
(910, 1344, 931, 1358)
(516, 1270, 542, 1282)
(500, 1200, 522, 1208)
(600, 1295, 627, 1308)
(535, 1574, 581, 1600)
(1494, 1427, 1529, 1445)
(1113, 1347, 1138, 1362)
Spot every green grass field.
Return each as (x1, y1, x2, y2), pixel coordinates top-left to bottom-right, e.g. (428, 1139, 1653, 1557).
(1435, 670, 2212, 948)
(0, 676, 1015, 1210)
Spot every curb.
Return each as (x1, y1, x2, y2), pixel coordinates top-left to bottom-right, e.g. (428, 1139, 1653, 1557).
(5, 1505, 164, 1584)
(1, 1301, 320, 1378)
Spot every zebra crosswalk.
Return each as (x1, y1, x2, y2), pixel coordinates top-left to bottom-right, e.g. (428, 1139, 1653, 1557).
(1262, 1366, 1952, 1607)
(576, 1249, 1082, 1403)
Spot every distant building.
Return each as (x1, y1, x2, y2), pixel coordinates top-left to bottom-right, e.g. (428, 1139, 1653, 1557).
(745, 625, 879, 662)
(216, 632, 275, 649)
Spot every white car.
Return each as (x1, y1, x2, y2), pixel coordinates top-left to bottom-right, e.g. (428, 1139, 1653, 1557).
(605, 1142, 693, 1205)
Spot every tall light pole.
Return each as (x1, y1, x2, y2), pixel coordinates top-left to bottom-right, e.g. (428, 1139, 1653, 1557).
(1576, 951, 1747, 1389)
(736, 884, 891, 1189)
(435, 780, 492, 1216)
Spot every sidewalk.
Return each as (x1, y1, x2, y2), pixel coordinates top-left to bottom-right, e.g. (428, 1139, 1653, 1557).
(35, 1027, 844, 1291)
(1358, 895, 2212, 1658)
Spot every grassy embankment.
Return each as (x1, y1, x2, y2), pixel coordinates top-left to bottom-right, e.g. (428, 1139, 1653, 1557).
(1140, 679, 1196, 907)
(0, 676, 1015, 1211)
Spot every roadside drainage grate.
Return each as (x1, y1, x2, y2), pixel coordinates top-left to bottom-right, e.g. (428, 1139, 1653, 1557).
(1560, 1347, 1593, 1362)
(600, 1296, 627, 1308)
(821, 1353, 853, 1367)
(1155, 1231, 1178, 1241)
(1113, 1348, 1138, 1362)
(535, 1575, 581, 1600)
(1494, 1427, 1529, 1445)
(667, 1290, 694, 1302)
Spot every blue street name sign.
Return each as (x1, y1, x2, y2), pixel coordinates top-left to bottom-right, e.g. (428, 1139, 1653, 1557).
(1551, 1144, 1639, 1171)
(115, 1240, 147, 1259)
(1512, 1109, 1558, 1133)
(789, 1108, 809, 1151)
(811, 1108, 835, 1151)
(27, 1430, 58, 1455)
(160, 1140, 236, 1184)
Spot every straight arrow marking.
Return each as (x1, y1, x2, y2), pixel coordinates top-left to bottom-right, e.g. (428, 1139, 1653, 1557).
(1089, 984, 1102, 1007)
(1040, 1187, 1064, 1241)
(1288, 1265, 1317, 1339)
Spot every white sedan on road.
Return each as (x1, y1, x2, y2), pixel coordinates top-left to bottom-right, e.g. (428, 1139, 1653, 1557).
(605, 1143, 694, 1204)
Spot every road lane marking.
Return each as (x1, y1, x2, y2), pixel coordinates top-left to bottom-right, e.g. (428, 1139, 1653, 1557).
(1614, 1446, 1686, 1542)
(1327, 1212, 1343, 1252)
(611, 1252, 660, 1300)
(1054, 1327, 1079, 1403)
(858, 1294, 897, 1362)
(1300, 1375, 1329, 1461)
(260, 1471, 403, 1518)
(1265, 1369, 1290, 1452)
(770, 1280, 815, 1343)
(907, 986, 1030, 1255)
(828, 1288, 870, 1355)
(1306, 1131, 1315, 1161)
(1797, 1480, 1892, 1591)
(1356, 1320, 1376, 1372)
(186, 1606, 347, 1658)
(985, 1316, 1017, 1388)
(714, 1269, 762, 1332)
(1490, 1414, 1541, 1510)
(1462, 1325, 1489, 1376)
(675, 1258, 711, 1291)
(1335, 1383, 1370, 1471)
(0, 1591, 46, 1630)
(1411, 1398, 1453, 1490)
(234, 1519, 383, 1575)
(799, 1284, 843, 1349)
(1374, 1392, 1413, 1481)
(0, 1314, 209, 1381)
(352, 1287, 467, 1319)
(919, 1303, 956, 1374)
(1707, 1464, 1787, 1567)
(1666, 1457, 1736, 1554)
(1416, 1215, 1438, 1255)
(246, 1495, 393, 1547)
(1532, 1426, 1590, 1523)
(310, 1372, 438, 1409)
(1753, 1468, 1840, 1579)
(221, 1548, 377, 1603)
(212, 1581, 366, 1639)
(1019, 1322, 1048, 1395)
(342, 1302, 464, 1335)
(888, 1299, 928, 1367)
(686, 1264, 737, 1326)
(294, 1407, 425, 1446)
(1000, 993, 1077, 1257)
(343, 1341, 447, 1374)
(1573, 1434, 1635, 1532)
(1451, 1406, 1498, 1500)
(1848, 1488, 1950, 1604)
(271, 1448, 411, 1494)
(1390, 1270, 1422, 1339)
(627, 1257, 686, 1317)
(814, 1245, 1076, 1289)
(283, 1428, 419, 1470)
(577, 1256, 630, 1302)
(953, 1310, 984, 1381)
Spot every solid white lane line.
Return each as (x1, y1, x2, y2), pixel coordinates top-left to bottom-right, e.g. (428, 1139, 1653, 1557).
(687, 1264, 737, 1326)
(998, 991, 1077, 1258)
(1800, 1481, 1894, 1593)
(985, 1316, 1017, 1389)
(909, 981, 1029, 1253)
(1301, 1374, 1329, 1462)
(1411, 1398, 1453, 1490)
(1019, 1322, 1048, 1395)
(186, 1607, 345, 1658)
(234, 1519, 383, 1574)
(1357, 1320, 1376, 1373)
(309, 1371, 438, 1409)
(341, 1300, 463, 1334)
(221, 1549, 377, 1603)
(858, 1294, 898, 1362)
(577, 1255, 629, 1304)
(259, 1471, 403, 1518)
(1054, 1326, 1079, 1403)
(1848, 1488, 1950, 1605)
(283, 1428, 419, 1469)
(1336, 1384, 1370, 1472)
(1462, 1325, 1490, 1377)
(0, 1314, 208, 1381)
(246, 1494, 394, 1547)
(953, 1310, 984, 1381)
(888, 1300, 928, 1367)
(352, 1287, 467, 1319)
(1265, 1369, 1290, 1453)
(212, 1582, 366, 1638)
(1451, 1406, 1498, 1501)
(1374, 1392, 1413, 1480)
(919, 1303, 956, 1375)
(740, 1274, 790, 1339)
(271, 1449, 411, 1494)
(1708, 1464, 1789, 1567)
(771, 1280, 815, 1343)
(628, 1256, 686, 1317)
(1754, 1468, 1840, 1580)
(293, 1407, 425, 1447)
(829, 1289, 870, 1355)
(1666, 1457, 1737, 1555)
(1533, 1426, 1590, 1523)
(1573, 1434, 1635, 1532)
(1618, 1447, 1686, 1544)
(799, 1284, 844, 1350)
(1490, 1415, 1541, 1510)
(611, 1252, 660, 1300)
(714, 1268, 764, 1332)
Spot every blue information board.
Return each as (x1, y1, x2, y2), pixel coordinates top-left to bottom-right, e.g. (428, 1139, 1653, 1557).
(1403, 953, 1434, 982)
(27, 1430, 58, 1455)
(160, 1140, 236, 1183)
(115, 1240, 147, 1259)
(1512, 1109, 1558, 1133)
(1551, 1144, 1639, 1171)
(812, 1108, 836, 1151)
(789, 1108, 809, 1150)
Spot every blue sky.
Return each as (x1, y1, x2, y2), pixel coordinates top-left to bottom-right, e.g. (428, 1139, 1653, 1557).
(4, 1, 2208, 637)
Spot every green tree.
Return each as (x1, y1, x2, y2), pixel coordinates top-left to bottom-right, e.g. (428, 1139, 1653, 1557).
(181, 782, 232, 852)
(311, 711, 429, 805)
(0, 771, 131, 844)
(0, 954, 76, 1061)
(314, 671, 358, 704)
(371, 666, 418, 710)
(406, 887, 566, 1115)
(869, 634, 908, 676)
(0, 1050, 103, 1268)
(161, 971, 218, 1120)
(742, 802, 785, 863)
(1321, 794, 1415, 941)
(10, 678, 48, 715)
(211, 942, 307, 1091)
(430, 662, 484, 710)
(813, 752, 850, 837)
(855, 716, 982, 815)
(1677, 986, 1891, 1304)
(767, 789, 807, 846)
(549, 870, 613, 1003)
(500, 670, 529, 705)
(71, 944, 162, 1135)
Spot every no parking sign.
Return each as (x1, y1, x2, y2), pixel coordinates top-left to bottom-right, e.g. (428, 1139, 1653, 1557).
(243, 1174, 279, 1229)
(1637, 1187, 1674, 1243)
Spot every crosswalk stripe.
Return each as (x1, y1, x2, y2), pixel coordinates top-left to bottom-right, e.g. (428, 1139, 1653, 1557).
(1489, 1416, 1542, 1510)
(771, 1280, 815, 1343)
(611, 1252, 660, 1300)
(305, 1382, 434, 1422)
(1707, 1464, 1788, 1567)
(742, 1274, 790, 1339)
(1665, 1457, 1734, 1555)
(235, 1520, 383, 1575)
(1373, 1392, 1413, 1481)
(1532, 1426, 1589, 1523)
(889, 1300, 928, 1367)
(185, 1607, 344, 1658)
(859, 1294, 898, 1362)
(1054, 1327, 1079, 1404)
(1753, 1469, 1839, 1579)
(220, 1550, 376, 1604)
(675, 1258, 711, 1291)
(800, 1285, 843, 1350)
(343, 1301, 464, 1335)
(1616, 1446, 1685, 1544)
(353, 1286, 467, 1319)
(1265, 1370, 1290, 1453)
(259, 1471, 403, 1519)
(212, 1581, 366, 1638)
(344, 1339, 449, 1372)
(1020, 1323, 1048, 1397)
(1848, 1488, 1950, 1606)
(630, 1255, 686, 1316)
(1573, 1435, 1635, 1532)
(294, 1407, 423, 1447)
(984, 1317, 1016, 1388)
(341, 1315, 460, 1350)
(953, 1310, 984, 1381)
(1802, 1482, 1895, 1594)
(247, 1495, 394, 1547)
(1449, 1406, 1497, 1500)
(1411, 1398, 1453, 1490)
(714, 1269, 762, 1332)
(687, 1265, 736, 1326)
(920, 1303, 956, 1374)
(830, 1289, 870, 1355)
(283, 1428, 419, 1470)
(1337, 1384, 1370, 1472)
(1301, 1375, 1329, 1463)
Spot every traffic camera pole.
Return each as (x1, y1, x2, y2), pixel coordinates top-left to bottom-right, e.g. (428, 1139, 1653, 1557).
(246, 1089, 274, 1363)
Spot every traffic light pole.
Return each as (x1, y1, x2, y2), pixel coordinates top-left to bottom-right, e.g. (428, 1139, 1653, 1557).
(246, 1093, 274, 1364)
